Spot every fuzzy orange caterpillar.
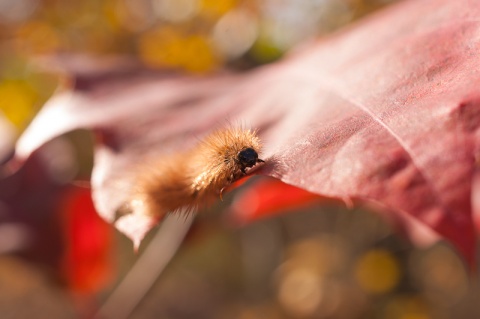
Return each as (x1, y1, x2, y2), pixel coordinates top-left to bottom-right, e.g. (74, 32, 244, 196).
(129, 127, 264, 218)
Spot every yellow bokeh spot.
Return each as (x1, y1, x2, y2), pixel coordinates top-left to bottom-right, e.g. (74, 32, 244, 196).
(138, 28, 218, 73)
(138, 27, 186, 68)
(182, 35, 218, 72)
(382, 295, 431, 319)
(0, 81, 37, 129)
(200, 0, 237, 17)
(354, 249, 400, 294)
(102, 0, 123, 32)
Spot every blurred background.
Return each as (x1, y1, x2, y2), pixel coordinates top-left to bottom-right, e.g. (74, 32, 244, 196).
(1, 0, 479, 318)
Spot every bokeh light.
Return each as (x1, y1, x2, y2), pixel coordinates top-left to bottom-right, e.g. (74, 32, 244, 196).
(212, 9, 258, 60)
(153, 0, 200, 23)
(5, 1, 480, 319)
(355, 249, 401, 294)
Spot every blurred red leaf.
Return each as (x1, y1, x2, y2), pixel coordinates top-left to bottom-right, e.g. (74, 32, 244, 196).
(14, 0, 480, 264)
(229, 177, 329, 225)
(0, 141, 115, 295)
(60, 186, 115, 294)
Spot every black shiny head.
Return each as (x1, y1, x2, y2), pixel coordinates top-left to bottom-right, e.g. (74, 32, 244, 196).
(238, 147, 259, 169)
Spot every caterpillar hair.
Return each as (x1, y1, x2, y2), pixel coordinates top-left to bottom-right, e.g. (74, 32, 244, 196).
(128, 126, 264, 219)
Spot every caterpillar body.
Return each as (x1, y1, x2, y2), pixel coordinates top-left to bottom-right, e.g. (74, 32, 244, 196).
(129, 127, 264, 218)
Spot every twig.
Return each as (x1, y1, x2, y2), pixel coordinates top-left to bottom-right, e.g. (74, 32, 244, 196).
(94, 213, 195, 319)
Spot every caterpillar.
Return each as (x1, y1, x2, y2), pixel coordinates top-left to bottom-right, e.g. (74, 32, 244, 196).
(128, 127, 264, 218)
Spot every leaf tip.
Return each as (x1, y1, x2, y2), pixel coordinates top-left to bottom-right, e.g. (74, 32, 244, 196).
(114, 213, 158, 250)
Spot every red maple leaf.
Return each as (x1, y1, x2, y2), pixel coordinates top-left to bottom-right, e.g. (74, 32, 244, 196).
(13, 0, 480, 265)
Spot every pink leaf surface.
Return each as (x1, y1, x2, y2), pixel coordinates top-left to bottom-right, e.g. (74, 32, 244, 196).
(15, 0, 480, 262)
